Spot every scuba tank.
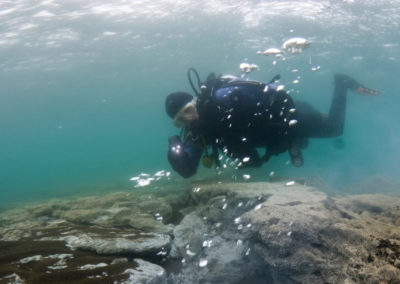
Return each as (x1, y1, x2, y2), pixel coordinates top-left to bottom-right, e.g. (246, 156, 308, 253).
(186, 68, 284, 169)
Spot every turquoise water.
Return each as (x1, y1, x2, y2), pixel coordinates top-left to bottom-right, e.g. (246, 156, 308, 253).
(1, 0, 400, 207)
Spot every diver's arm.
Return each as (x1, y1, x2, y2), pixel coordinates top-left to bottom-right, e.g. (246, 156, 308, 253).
(167, 135, 203, 178)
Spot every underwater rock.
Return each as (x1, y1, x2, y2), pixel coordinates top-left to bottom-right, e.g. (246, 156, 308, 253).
(54, 208, 103, 224)
(167, 181, 400, 283)
(0, 190, 173, 242)
(0, 191, 172, 282)
(122, 258, 166, 284)
(0, 240, 165, 284)
(335, 193, 399, 217)
(63, 232, 171, 255)
(240, 184, 345, 283)
(2, 181, 400, 283)
(167, 182, 279, 283)
(0, 273, 24, 284)
(169, 213, 208, 259)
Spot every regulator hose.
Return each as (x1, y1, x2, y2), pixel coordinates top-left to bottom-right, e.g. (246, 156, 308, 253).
(187, 68, 202, 96)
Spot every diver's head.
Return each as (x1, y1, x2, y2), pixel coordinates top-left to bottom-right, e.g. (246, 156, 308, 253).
(165, 92, 199, 127)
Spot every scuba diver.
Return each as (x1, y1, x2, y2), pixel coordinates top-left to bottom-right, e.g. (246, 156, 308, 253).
(166, 68, 380, 178)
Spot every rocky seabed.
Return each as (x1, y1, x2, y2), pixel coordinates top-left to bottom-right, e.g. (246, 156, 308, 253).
(1, 178, 400, 283)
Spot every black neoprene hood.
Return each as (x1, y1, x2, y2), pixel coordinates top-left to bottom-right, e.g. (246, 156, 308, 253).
(165, 92, 193, 118)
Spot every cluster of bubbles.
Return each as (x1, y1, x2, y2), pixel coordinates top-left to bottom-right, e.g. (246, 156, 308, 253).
(239, 36, 320, 87)
(257, 37, 310, 59)
(129, 170, 171, 188)
(210, 147, 299, 185)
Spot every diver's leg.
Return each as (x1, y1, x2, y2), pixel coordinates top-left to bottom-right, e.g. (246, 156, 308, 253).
(295, 74, 372, 138)
(294, 106, 338, 138)
(326, 74, 349, 136)
(326, 73, 378, 136)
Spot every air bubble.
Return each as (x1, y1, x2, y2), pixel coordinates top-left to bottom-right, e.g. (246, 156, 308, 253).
(199, 258, 208, 267)
(157, 248, 167, 256)
(243, 174, 251, 180)
(285, 181, 295, 186)
(311, 66, 321, 72)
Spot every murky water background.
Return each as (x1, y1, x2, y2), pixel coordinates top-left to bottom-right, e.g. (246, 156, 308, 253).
(1, 0, 400, 207)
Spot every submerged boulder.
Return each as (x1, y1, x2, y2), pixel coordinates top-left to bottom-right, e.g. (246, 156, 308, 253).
(64, 232, 171, 255)
(0, 239, 167, 284)
(167, 181, 400, 284)
(122, 258, 166, 284)
(0, 191, 173, 241)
